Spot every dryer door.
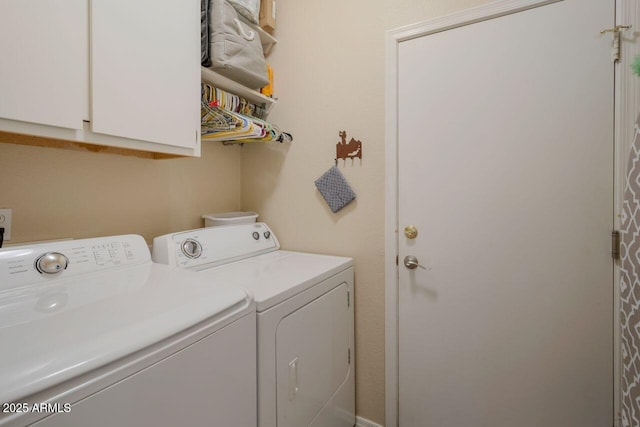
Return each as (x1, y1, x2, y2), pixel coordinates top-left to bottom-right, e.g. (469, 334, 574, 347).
(276, 283, 350, 427)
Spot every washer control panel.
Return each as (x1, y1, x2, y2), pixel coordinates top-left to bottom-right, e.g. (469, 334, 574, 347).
(0, 235, 151, 291)
(153, 223, 279, 270)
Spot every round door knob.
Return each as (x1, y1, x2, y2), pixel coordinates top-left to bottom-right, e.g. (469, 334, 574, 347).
(403, 255, 428, 270)
(35, 252, 69, 275)
(404, 225, 418, 239)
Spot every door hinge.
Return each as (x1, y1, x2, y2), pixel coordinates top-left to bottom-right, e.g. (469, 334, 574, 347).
(612, 230, 621, 260)
(347, 291, 350, 308)
(348, 348, 351, 364)
(396, 254, 398, 266)
(600, 25, 632, 62)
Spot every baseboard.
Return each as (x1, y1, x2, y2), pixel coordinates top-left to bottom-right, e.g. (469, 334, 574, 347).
(356, 416, 384, 427)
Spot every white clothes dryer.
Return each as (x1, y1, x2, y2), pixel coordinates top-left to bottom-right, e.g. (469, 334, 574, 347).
(153, 223, 355, 427)
(0, 234, 256, 427)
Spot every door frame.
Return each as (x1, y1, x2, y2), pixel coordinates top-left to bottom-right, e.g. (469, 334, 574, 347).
(384, 1, 639, 425)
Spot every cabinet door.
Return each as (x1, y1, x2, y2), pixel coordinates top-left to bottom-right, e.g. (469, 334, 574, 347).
(91, 0, 200, 148)
(0, 0, 87, 130)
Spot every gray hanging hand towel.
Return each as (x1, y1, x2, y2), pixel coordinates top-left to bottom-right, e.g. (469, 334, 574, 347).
(315, 166, 356, 213)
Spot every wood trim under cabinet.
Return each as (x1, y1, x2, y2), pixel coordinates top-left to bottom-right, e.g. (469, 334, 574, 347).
(0, 131, 184, 159)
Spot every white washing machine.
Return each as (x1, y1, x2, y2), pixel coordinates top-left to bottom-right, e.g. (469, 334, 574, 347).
(0, 234, 256, 427)
(153, 223, 355, 427)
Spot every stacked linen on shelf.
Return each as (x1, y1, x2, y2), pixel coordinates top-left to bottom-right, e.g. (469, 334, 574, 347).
(201, 84, 290, 143)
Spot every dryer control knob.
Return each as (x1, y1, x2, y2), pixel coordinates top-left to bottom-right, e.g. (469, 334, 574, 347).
(252, 232, 260, 240)
(35, 252, 69, 275)
(181, 239, 202, 259)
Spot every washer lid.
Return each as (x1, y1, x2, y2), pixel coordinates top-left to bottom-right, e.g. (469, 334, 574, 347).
(202, 251, 353, 311)
(0, 263, 251, 404)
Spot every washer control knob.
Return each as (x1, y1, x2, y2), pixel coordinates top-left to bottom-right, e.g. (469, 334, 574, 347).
(252, 232, 260, 240)
(181, 239, 202, 259)
(35, 252, 69, 275)
(264, 231, 271, 239)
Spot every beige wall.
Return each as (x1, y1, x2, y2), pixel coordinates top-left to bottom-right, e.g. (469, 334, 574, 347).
(241, 0, 492, 424)
(0, 141, 242, 244)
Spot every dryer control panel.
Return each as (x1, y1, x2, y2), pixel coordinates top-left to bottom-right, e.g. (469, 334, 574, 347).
(152, 223, 280, 270)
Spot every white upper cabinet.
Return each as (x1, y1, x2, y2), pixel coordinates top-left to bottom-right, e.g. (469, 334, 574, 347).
(0, 0, 200, 157)
(0, 0, 88, 130)
(91, 0, 200, 149)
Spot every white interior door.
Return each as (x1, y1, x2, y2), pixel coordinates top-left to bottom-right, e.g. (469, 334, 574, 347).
(397, 1, 614, 426)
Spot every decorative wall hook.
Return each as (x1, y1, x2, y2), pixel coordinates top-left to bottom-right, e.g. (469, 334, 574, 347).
(335, 131, 363, 166)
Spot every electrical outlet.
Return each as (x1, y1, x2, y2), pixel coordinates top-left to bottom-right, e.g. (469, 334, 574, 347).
(0, 208, 12, 241)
